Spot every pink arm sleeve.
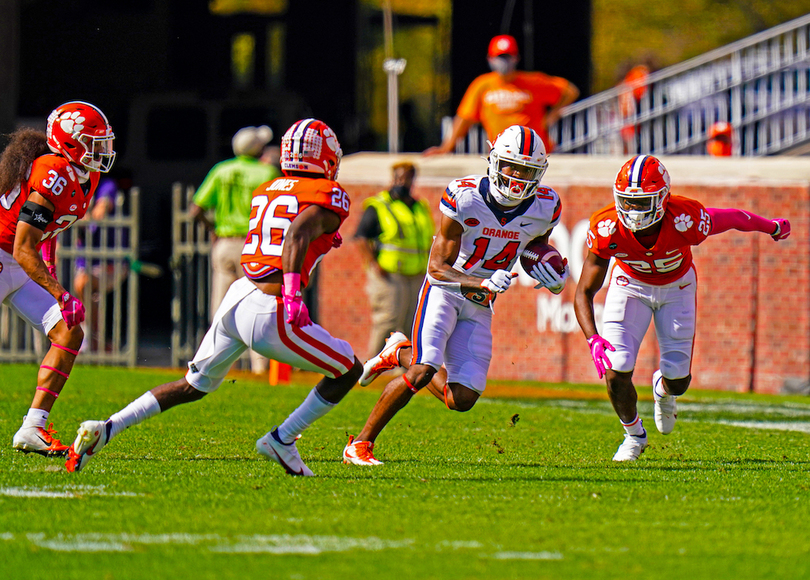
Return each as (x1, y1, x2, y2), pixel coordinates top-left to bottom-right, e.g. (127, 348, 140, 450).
(706, 208, 777, 236)
(41, 237, 56, 263)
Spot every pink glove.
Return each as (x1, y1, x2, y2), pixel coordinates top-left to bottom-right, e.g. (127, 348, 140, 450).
(60, 292, 86, 329)
(587, 334, 615, 379)
(47, 264, 58, 281)
(771, 219, 790, 241)
(282, 273, 312, 327)
(332, 232, 343, 248)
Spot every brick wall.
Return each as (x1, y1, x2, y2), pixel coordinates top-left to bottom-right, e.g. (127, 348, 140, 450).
(320, 155, 809, 394)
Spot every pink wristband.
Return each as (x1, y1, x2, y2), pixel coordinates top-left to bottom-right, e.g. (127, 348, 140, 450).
(283, 272, 302, 296)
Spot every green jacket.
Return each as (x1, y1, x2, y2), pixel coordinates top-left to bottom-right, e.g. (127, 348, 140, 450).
(193, 156, 281, 238)
(364, 191, 434, 276)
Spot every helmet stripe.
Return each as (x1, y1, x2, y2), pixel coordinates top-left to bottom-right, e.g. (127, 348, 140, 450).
(287, 119, 305, 145)
(294, 119, 317, 157)
(519, 126, 533, 156)
(628, 155, 650, 187)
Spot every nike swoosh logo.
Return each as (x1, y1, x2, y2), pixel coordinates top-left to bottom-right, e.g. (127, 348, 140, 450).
(679, 283, 691, 289)
(666, 249, 680, 255)
(520, 221, 532, 227)
(272, 448, 304, 476)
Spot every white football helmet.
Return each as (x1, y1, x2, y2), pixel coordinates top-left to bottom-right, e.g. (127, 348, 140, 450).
(488, 125, 548, 207)
(613, 154, 671, 231)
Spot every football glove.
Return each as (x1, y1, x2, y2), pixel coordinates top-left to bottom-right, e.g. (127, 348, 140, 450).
(771, 219, 790, 241)
(282, 273, 312, 327)
(530, 261, 569, 294)
(60, 292, 86, 329)
(480, 270, 517, 294)
(587, 334, 615, 379)
(331, 232, 343, 248)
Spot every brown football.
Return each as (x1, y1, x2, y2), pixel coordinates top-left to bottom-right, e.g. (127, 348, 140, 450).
(520, 240, 566, 276)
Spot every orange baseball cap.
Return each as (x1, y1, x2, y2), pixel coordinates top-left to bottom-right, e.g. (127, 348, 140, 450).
(488, 35, 519, 58)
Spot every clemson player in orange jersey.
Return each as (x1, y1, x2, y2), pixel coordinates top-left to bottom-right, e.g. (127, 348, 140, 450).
(0, 101, 115, 457)
(66, 119, 362, 476)
(575, 155, 791, 462)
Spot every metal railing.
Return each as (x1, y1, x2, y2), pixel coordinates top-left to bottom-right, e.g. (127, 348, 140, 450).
(169, 182, 320, 371)
(445, 13, 810, 156)
(169, 183, 213, 369)
(0, 188, 141, 366)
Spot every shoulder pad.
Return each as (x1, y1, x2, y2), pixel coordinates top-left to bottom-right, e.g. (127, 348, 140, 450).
(448, 175, 483, 192)
(535, 185, 559, 200)
(29, 155, 79, 201)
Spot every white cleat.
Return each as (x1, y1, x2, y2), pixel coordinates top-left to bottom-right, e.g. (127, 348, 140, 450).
(257, 428, 314, 476)
(65, 420, 110, 472)
(342, 435, 383, 466)
(359, 331, 410, 387)
(652, 370, 677, 435)
(12, 422, 70, 457)
(612, 433, 648, 462)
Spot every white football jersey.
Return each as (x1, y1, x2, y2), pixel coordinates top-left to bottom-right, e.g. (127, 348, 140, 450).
(439, 175, 561, 278)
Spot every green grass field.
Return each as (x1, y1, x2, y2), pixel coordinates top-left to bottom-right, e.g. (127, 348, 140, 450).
(1, 364, 809, 580)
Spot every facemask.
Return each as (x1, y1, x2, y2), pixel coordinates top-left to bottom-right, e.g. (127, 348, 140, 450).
(488, 56, 517, 75)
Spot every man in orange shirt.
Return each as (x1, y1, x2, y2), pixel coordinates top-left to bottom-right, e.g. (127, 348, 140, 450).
(424, 34, 579, 155)
(707, 121, 733, 156)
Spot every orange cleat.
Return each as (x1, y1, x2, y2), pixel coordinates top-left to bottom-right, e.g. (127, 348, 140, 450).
(359, 331, 410, 386)
(342, 435, 383, 466)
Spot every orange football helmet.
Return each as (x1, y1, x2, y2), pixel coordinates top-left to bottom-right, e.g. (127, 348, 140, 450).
(613, 154, 671, 231)
(46, 101, 115, 177)
(280, 119, 342, 180)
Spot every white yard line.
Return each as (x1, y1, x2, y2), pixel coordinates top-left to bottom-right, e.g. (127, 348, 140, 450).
(0, 485, 142, 498)
(485, 551, 563, 560)
(480, 398, 810, 433)
(1, 532, 415, 554)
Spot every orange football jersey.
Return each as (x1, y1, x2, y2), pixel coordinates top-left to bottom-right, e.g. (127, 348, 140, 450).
(0, 154, 99, 254)
(241, 176, 350, 287)
(586, 195, 711, 285)
(456, 70, 568, 152)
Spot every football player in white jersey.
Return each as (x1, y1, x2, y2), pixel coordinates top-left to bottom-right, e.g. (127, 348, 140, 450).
(343, 125, 569, 466)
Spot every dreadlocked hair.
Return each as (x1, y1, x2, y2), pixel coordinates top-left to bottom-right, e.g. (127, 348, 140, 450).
(0, 128, 50, 197)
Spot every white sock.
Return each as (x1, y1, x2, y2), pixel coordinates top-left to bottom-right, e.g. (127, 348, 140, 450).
(108, 391, 161, 440)
(621, 414, 646, 437)
(23, 408, 49, 429)
(276, 388, 335, 444)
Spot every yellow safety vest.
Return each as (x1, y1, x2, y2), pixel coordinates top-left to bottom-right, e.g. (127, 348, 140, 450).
(364, 191, 434, 276)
